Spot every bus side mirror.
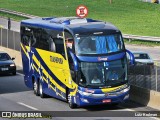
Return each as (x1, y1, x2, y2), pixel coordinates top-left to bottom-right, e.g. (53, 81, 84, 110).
(126, 49, 135, 66)
(68, 50, 79, 71)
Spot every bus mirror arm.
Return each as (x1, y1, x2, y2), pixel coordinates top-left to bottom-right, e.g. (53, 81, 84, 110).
(126, 49, 135, 66)
(57, 34, 63, 39)
(69, 50, 79, 71)
(75, 71, 79, 84)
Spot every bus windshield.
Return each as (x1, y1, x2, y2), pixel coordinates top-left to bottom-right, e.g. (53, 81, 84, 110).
(79, 58, 127, 88)
(75, 34, 124, 54)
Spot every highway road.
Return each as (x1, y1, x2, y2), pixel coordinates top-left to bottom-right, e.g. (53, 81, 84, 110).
(0, 72, 159, 120)
(125, 44, 160, 61)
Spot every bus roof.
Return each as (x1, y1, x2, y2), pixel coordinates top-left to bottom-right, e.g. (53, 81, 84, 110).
(21, 17, 120, 35)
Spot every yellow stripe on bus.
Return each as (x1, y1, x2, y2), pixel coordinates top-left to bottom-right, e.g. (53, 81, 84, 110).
(50, 86, 65, 99)
(42, 76, 48, 83)
(50, 79, 65, 93)
(101, 85, 125, 93)
(33, 64, 38, 72)
(20, 43, 28, 57)
(21, 44, 66, 95)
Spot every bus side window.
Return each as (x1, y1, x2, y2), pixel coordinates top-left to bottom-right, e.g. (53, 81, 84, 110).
(54, 38, 66, 59)
(64, 31, 75, 53)
(40, 29, 50, 51)
(49, 37, 56, 52)
(27, 27, 44, 50)
(21, 26, 33, 46)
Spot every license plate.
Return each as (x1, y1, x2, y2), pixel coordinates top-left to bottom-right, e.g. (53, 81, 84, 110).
(102, 99, 111, 103)
(1, 68, 8, 71)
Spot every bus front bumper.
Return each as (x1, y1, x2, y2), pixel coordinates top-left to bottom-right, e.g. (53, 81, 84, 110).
(75, 88, 130, 106)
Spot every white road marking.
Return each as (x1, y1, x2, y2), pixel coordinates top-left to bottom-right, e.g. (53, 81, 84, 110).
(16, 72, 24, 76)
(17, 102, 38, 110)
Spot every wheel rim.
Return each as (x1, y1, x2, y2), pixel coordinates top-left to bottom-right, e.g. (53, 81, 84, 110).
(39, 83, 42, 95)
(34, 81, 37, 92)
(68, 94, 72, 106)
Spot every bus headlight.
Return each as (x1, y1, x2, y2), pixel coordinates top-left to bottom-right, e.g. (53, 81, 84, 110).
(79, 90, 92, 96)
(121, 86, 130, 93)
(80, 98, 89, 103)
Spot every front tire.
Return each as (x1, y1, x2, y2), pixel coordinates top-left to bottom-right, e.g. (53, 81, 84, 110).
(12, 71, 16, 75)
(67, 91, 77, 109)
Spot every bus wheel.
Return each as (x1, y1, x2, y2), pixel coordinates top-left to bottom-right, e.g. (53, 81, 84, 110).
(67, 91, 77, 109)
(39, 81, 46, 98)
(12, 71, 16, 75)
(33, 80, 39, 96)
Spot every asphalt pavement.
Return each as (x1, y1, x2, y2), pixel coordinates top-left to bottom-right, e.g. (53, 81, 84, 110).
(125, 44, 160, 61)
(0, 73, 159, 120)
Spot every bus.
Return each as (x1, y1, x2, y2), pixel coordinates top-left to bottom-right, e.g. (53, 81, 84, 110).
(20, 17, 134, 108)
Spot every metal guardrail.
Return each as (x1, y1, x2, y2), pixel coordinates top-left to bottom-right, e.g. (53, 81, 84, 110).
(123, 34, 160, 42)
(0, 8, 38, 19)
(0, 28, 20, 51)
(128, 61, 160, 92)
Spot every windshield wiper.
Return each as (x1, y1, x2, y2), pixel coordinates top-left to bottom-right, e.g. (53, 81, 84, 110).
(84, 84, 93, 88)
(84, 84, 105, 88)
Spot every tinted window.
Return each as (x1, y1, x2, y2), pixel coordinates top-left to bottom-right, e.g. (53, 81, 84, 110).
(21, 26, 32, 46)
(64, 31, 75, 53)
(75, 34, 124, 55)
(134, 53, 150, 59)
(21, 26, 66, 58)
(0, 53, 11, 61)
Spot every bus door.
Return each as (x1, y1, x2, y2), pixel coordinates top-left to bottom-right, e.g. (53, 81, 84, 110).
(21, 26, 36, 87)
(48, 32, 70, 88)
(64, 31, 78, 86)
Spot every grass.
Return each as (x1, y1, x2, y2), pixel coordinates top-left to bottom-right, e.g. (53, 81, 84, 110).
(0, 0, 160, 37)
(0, 12, 27, 21)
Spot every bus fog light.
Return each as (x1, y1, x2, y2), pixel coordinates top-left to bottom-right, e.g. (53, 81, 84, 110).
(124, 94, 129, 100)
(81, 98, 89, 103)
(79, 90, 92, 96)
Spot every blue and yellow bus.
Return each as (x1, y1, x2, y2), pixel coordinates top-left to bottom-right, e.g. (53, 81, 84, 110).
(20, 17, 134, 108)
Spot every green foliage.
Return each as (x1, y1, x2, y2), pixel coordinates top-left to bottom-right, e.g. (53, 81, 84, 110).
(0, 12, 27, 21)
(0, 0, 160, 36)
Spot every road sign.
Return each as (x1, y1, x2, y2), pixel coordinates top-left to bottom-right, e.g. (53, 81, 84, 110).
(76, 5, 88, 18)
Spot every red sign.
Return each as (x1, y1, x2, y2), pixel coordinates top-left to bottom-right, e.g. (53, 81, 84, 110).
(76, 5, 88, 18)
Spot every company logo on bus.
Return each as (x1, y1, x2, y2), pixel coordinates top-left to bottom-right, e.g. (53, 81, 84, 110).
(85, 88, 95, 93)
(50, 56, 63, 64)
(98, 57, 108, 61)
